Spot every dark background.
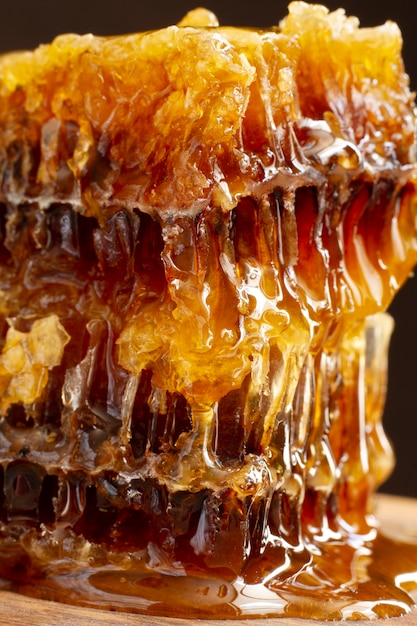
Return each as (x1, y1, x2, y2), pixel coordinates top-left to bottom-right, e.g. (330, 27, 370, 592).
(1, 0, 417, 497)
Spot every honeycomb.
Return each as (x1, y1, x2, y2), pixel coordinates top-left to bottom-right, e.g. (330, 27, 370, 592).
(0, 2, 416, 620)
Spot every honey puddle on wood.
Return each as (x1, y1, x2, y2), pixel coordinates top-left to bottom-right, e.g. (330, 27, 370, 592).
(1, 525, 416, 620)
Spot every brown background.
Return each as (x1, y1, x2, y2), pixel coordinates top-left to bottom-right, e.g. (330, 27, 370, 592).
(0, 0, 417, 498)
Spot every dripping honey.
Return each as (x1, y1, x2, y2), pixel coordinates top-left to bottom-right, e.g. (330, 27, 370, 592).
(0, 1, 417, 620)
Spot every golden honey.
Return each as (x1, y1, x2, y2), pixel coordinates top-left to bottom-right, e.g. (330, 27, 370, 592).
(0, 2, 416, 619)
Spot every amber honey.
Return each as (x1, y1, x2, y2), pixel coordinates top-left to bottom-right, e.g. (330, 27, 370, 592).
(0, 2, 417, 620)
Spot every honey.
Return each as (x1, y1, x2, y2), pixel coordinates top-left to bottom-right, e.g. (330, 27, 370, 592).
(0, 2, 416, 620)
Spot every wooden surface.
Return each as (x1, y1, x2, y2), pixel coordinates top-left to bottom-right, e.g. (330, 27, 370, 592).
(0, 494, 416, 626)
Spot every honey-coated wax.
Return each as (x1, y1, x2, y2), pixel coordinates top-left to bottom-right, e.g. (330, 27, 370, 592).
(0, 2, 417, 620)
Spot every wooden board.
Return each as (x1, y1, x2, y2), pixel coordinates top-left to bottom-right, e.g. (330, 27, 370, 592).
(1, 494, 417, 626)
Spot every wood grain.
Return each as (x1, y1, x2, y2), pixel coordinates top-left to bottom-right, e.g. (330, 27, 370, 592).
(0, 494, 416, 626)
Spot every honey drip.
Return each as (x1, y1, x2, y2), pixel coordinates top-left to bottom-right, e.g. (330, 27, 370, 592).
(0, 2, 417, 620)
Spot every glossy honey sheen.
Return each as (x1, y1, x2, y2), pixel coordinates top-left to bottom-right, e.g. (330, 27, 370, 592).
(0, 2, 417, 621)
